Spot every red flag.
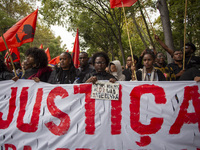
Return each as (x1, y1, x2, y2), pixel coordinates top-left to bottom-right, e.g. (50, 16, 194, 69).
(0, 9, 38, 52)
(49, 56, 60, 65)
(39, 44, 43, 49)
(72, 29, 80, 68)
(110, 0, 138, 8)
(45, 48, 51, 62)
(4, 48, 20, 63)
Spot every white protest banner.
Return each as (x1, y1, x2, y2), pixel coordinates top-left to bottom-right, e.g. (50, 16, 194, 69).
(0, 80, 200, 150)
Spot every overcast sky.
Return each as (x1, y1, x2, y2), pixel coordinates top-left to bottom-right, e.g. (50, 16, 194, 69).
(51, 25, 75, 51)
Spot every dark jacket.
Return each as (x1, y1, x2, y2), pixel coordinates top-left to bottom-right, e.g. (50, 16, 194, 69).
(76, 64, 94, 83)
(82, 70, 116, 83)
(0, 71, 14, 81)
(123, 68, 132, 81)
(48, 66, 77, 84)
(179, 67, 200, 80)
(23, 67, 52, 82)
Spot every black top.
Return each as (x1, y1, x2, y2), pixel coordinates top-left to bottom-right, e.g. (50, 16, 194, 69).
(185, 55, 200, 69)
(167, 62, 182, 80)
(123, 68, 132, 81)
(76, 64, 94, 83)
(82, 70, 117, 83)
(136, 69, 166, 81)
(179, 67, 200, 80)
(167, 62, 182, 75)
(24, 68, 38, 79)
(48, 66, 77, 84)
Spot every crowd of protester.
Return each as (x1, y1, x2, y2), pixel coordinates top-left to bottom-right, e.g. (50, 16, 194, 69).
(0, 37, 200, 83)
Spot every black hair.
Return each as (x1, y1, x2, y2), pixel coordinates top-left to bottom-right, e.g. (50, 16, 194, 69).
(185, 42, 196, 52)
(61, 52, 74, 66)
(156, 52, 163, 57)
(14, 62, 21, 70)
(25, 47, 48, 68)
(92, 52, 110, 66)
(144, 49, 156, 60)
(79, 51, 88, 57)
(127, 55, 138, 63)
(0, 57, 9, 72)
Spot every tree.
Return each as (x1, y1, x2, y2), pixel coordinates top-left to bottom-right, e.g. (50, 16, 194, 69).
(157, 0, 174, 63)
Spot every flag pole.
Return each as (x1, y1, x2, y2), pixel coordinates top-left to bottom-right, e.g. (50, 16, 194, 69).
(1, 34, 17, 77)
(183, 0, 188, 70)
(121, 1, 137, 80)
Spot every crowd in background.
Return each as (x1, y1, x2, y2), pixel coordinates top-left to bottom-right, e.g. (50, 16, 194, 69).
(1, 36, 200, 83)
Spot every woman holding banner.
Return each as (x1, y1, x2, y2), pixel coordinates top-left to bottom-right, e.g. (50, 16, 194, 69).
(82, 52, 117, 84)
(23, 47, 52, 82)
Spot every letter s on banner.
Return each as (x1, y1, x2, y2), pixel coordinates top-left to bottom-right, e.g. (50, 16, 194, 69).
(129, 84, 167, 146)
(45, 87, 70, 136)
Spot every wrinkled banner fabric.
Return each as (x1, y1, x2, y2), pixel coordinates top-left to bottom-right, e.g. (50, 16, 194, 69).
(0, 80, 200, 150)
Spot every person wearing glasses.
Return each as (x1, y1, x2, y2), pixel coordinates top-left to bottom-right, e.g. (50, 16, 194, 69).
(82, 52, 117, 84)
(75, 52, 94, 83)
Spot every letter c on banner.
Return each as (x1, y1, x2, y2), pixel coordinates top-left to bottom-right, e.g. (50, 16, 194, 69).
(45, 87, 70, 136)
(129, 84, 166, 146)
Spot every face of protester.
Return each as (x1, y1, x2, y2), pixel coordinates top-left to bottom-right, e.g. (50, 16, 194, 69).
(126, 56, 132, 68)
(60, 53, 71, 70)
(22, 60, 31, 70)
(94, 56, 107, 73)
(173, 51, 183, 62)
(143, 54, 154, 72)
(185, 45, 193, 56)
(26, 55, 36, 68)
(110, 64, 117, 73)
(79, 53, 88, 68)
(156, 53, 165, 65)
